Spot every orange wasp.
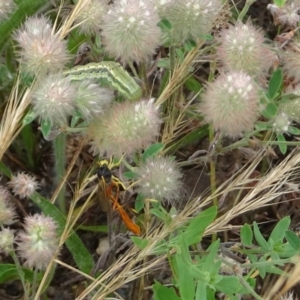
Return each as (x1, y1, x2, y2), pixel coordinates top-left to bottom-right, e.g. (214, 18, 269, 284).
(97, 160, 141, 235)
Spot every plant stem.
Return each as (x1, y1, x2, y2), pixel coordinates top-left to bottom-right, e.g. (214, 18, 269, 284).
(238, 0, 257, 21)
(11, 251, 29, 299)
(53, 133, 67, 214)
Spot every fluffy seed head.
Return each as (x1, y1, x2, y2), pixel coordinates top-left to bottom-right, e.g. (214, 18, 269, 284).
(161, 0, 222, 44)
(8, 172, 39, 199)
(279, 292, 299, 300)
(17, 214, 59, 270)
(101, 0, 161, 63)
(0, 188, 17, 225)
(0, 0, 16, 21)
(87, 98, 161, 156)
(74, 80, 113, 121)
(32, 74, 76, 126)
(279, 85, 300, 122)
(198, 71, 260, 138)
(272, 112, 291, 134)
(134, 156, 182, 203)
(216, 21, 274, 77)
(267, 1, 300, 28)
(282, 38, 300, 83)
(14, 16, 70, 76)
(0, 228, 15, 255)
(74, 0, 109, 35)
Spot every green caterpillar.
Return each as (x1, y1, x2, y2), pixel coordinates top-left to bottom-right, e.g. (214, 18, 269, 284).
(64, 62, 142, 101)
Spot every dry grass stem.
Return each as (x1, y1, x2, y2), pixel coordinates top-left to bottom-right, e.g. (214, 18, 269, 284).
(0, 78, 32, 160)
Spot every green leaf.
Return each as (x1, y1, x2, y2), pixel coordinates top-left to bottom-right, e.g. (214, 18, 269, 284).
(157, 58, 170, 69)
(168, 125, 209, 153)
(203, 240, 220, 271)
(22, 109, 36, 126)
(76, 225, 107, 232)
(153, 281, 181, 300)
(30, 193, 94, 274)
(288, 126, 300, 135)
(269, 217, 290, 243)
(122, 171, 137, 179)
(241, 224, 253, 246)
(181, 206, 217, 246)
(184, 76, 202, 93)
(261, 103, 278, 119)
(273, 0, 286, 7)
(41, 119, 52, 139)
(175, 48, 185, 63)
(285, 230, 300, 251)
(268, 69, 283, 100)
(135, 193, 145, 212)
(253, 222, 270, 250)
(195, 281, 207, 300)
(277, 133, 287, 155)
(158, 18, 172, 30)
(142, 143, 165, 162)
(0, 161, 12, 178)
(175, 237, 195, 300)
(132, 236, 148, 249)
(0, 264, 39, 284)
(257, 256, 267, 278)
(215, 276, 240, 295)
(184, 39, 197, 51)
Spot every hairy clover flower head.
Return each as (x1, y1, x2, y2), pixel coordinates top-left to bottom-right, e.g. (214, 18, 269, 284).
(216, 21, 274, 77)
(17, 214, 59, 270)
(74, 80, 113, 121)
(279, 85, 300, 122)
(0, 187, 17, 225)
(272, 112, 291, 134)
(282, 37, 300, 83)
(8, 172, 39, 199)
(87, 98, 161, 156)
(32, 74, 76, 126)
(161, 0, 222, 44)
(198, 71, 260, 138)
(14, 16, 70, 76)
(74, 0, 109, 35)
(101, 0, 161, 63)
(268, 1, 300, 28)
(0, 229, 15, 255)
(0, 0, 16, 21)
(134, 156, 182, 203)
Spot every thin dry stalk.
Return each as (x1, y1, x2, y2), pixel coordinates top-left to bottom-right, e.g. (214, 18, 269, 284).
(155, 40, 205, 107)
(263, 256, 300, 299)
(74, 148, 300, 299)
(58, 0, 91, 38)
(0, 77, 32, 160)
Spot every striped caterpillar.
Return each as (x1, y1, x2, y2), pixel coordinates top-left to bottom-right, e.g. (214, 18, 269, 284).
(64, 62, 142, 101)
